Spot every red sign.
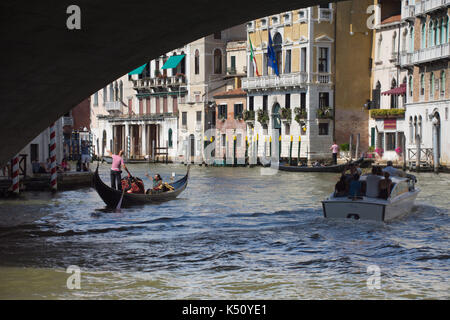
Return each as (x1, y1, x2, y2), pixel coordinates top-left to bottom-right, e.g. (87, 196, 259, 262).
(384, 119, 396, 130)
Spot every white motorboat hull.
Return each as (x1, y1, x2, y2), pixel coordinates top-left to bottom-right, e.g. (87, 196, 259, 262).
(322, 189, 420, 222)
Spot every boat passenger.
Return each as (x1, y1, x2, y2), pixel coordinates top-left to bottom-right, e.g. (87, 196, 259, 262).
(334, 175, 348, 197)
(145, 173, 163, 194)
(348, 173, 365, 198)
(378, 171, 392, 200)
(365, 166, 383, 198)
(383, 161, 401, 177)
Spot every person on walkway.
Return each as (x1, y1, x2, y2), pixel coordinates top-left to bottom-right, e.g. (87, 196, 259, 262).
(330, 141, 339, 165)
(107, 150, 127, 191)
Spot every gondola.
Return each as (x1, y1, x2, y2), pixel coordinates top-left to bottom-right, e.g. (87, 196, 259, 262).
(93, 164, 189, 208)
(278, 157, 364, 173)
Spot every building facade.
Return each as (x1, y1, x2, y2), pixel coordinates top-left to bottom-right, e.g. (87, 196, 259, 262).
(399, 0, 450, 168)
(243, 1, 373, 162)
(369, 1, 409, 163)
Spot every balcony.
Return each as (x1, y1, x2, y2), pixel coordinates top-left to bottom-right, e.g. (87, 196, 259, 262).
(105, 101, 122, 112)
(319, 8, 332, 21)
(401, 5, 415, 20)
(311, 73, 332, 84)
(62, 116, 73, 127)
(133, 76, 186, 90)
(415, 0, 450, 16)
(400, 43, 450, 66)
(242, 72, 308, 90)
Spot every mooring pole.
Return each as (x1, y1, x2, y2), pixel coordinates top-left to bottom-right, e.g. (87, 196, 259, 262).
(349, 134, 353, 161)
(49, 122, 57, 192)
(298, 136, 301, 165)
(11, 156, 19, 195)
(289, 135, 293, 165)
(355, 133, 360, 160)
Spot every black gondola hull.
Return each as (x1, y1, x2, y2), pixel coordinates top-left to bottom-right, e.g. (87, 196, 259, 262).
(278, 157, 364, 173)
(93, 166, 189, 208)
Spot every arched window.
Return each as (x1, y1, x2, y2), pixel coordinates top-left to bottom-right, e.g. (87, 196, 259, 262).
(409, 75, 413, 97)
(420, 73, 425, 96)
(429, 21, 434, 47)
(273, 32, 283, 74)
(114, 81, 119, 101)
(392, 31, 397, 54)
(168, 128, 173, 148)
(436, 19, 441, 46)
(440, 70, 445, 97)
(103, 87, 107, 104)
(422, 22, 427, 49)
(402, 29, 407, 52)
(409, 26, 414, 52)
(119, 81, 123, 101)
(213, 49, 222, 74)
(194, 50, 200, 75)
(443, 16, 449, 44)
(419, 115, 423, 138)
(391, 78, 397, 109)
(109, 84, 114, 102)
(94, 92, 98, 106)
(430, 73, 435, 99)
(377, 34, 383, 61)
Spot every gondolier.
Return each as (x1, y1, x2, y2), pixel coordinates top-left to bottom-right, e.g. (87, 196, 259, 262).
(330, 141, 339, 165)
(107, 150, 127, 191)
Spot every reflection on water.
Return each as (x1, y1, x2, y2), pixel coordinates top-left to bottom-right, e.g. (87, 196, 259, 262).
(0, 164, 449, 299)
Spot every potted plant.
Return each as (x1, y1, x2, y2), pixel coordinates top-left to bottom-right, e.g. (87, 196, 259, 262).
(366, 146, 375, 159)
(257, 109, 269, 125)
(294, 107, 307, 124)
(375, 147, 384, 158)
(317, 107, 333, 119)
(280, 108, 292, 121)
(243, 110, 255, 121)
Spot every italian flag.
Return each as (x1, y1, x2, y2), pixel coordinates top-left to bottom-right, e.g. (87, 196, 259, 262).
(249, 38, 260, 77)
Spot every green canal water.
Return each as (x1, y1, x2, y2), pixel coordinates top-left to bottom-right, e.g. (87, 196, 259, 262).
(0, 164, 449, 299)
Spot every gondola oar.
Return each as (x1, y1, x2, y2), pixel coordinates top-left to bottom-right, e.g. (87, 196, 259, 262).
(115, 188, 125, 213)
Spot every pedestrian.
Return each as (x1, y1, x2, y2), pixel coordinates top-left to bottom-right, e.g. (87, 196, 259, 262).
(81, 140, 91, 170)
(107, 150, 127, 191)
(330, 141, 339, 165)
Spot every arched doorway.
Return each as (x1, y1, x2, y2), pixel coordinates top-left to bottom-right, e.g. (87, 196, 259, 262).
(432, 111, 441, 170)
(272, 103, 281, 137)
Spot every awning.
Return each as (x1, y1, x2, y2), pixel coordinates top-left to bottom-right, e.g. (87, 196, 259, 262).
(382, 83, 406, 95)
(161, 55, 185, 69)
(128, 63, 147, 75)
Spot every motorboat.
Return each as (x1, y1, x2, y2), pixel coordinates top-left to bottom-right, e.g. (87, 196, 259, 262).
(322, 174, 419, 222)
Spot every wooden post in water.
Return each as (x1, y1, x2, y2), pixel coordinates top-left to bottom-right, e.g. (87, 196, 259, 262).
(233, 135, 237, 167)
(152, 140, 155, 163)
(289, 135, 293, 165)
(349, 134, 353, 161)
(402, 133, 407, 171)
(297, 136, 301, 165)
(269, 136, 272, 160)
(416, 134, 421, 172)
(279, 135, 282, 162)
(355, 133, 360, 160)
(245, 136, 248, 165)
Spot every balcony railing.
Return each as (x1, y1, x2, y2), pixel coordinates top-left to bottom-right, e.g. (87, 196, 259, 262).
(319, 9, 332, 21)
(105, 101, 122, 112)
(400, 42, 450, 66)
(415, 0, 450, 15)
(62, 116, 73, 127)
(133, 76, 186, 89)
(242, 72, 308, 90)
(311, 73, 332, 84)
(401, 5, 415, 20)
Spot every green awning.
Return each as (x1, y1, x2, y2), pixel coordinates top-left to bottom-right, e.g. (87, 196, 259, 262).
(128, 63, 147, 75)
(161, 55, 185, 69)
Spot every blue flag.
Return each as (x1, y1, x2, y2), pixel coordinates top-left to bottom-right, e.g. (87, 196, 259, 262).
(267, 32, 279, 77)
